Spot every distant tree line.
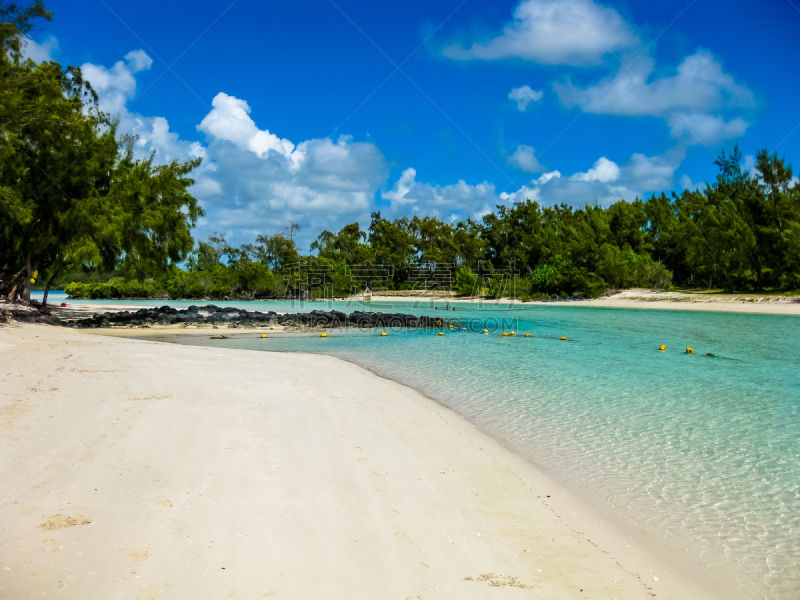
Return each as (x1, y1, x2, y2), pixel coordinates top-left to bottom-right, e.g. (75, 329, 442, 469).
(61, 143, 800, 301)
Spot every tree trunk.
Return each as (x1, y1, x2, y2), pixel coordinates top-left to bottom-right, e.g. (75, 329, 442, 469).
(4, 266, 26, 301)
(21, 252, 34, 302)
(42, 267, 62, 308)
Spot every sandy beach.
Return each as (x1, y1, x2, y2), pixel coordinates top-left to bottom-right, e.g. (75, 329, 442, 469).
(0, 322, 720, 599)
(342, 289, 800, 316)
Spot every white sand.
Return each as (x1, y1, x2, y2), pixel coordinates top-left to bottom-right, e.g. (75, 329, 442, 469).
(352, 289, 800, 316)
(1, 324, 721, 599)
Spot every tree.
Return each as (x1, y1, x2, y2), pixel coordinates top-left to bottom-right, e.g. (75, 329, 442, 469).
(255, 233, 299, 271)
(0, 3, 202, 304)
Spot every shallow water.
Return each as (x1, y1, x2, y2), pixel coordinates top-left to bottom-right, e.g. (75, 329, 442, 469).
(39, 291, 800, 599)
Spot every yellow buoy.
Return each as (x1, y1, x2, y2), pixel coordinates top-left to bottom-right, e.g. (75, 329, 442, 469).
(560, 337, 568, 341)
(438, 332, 444, 336)
(462, 327, 467, 331)
(320, 333, 327, 337)
(686, 347, 693, 354)
(483, 329, 489, 334)
(658, 344, 666, 351)
(525, 333, 531, 337)
(261, 333, 268, 338)
(510, 331, 516, 336)
(503, 332, 510, 337)
(449, 324, 455, 329)
(381, 332, 387, 336)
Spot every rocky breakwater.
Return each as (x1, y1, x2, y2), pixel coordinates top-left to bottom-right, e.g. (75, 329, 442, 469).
(63, 305, 448, 330)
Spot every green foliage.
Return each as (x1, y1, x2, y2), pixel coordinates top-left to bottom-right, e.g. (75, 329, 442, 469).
(528, 262, 563, 294)
(454, 266, 478, 295)
(64, 278, 162, 300)
(53, 144, 800, 301)
(0, 4, 202, 304)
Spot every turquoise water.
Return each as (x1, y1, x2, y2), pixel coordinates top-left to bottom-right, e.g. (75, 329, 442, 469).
(39, 291, 800, 598)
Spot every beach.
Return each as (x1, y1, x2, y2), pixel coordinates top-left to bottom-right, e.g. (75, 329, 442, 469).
(0, 322, 717, 599)
(345, 289, 800, 316)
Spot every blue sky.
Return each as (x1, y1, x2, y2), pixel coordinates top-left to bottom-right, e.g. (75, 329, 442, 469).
(23, 0, 800, 249)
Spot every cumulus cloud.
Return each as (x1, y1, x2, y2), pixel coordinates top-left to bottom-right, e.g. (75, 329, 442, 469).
(442, 0, 639, 66)
(82, 52, 150, 115)
(20, 35, 58, 62)
(382, 168, 498, 219)
(571, 156, 620, 182)
(81, 50, 206, 167)
(202, 132, 387, 242)
(508, 85, 543, 111)
(507, 145, 546, 172)
(78, 47, 695, 248)
(554, 50, 754, 144)
(555, 51, 753, 116)
(666, 112, 748, 145)
(195, 93, 388, 242)
(123, 49, 153, 72)
(198, 93, 296, 159)
(498, 150, 681, 208)
(380, 149, 684, 223)
(78, 50, 389, 248)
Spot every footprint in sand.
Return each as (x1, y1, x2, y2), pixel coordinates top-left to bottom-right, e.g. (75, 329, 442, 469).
(38, 514, 91, 531)
(129, 547, 151, 562)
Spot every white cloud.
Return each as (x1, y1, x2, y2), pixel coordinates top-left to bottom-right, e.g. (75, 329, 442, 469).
(20, 35, 58, 62)
(78, 49, 389, 248)
(571, 156, 619, 182)
(78, 47, 697, 248)
(508, 85, 543, 111)
(679, 174, 704, 192)
(667, 112, 747, 145)
(381, 149, 683, 223)
(554, 50, 754, 144)
(442, 0, 639, 66)
(124, 49, 153, 73)
(382, 167, 497, 219)
(82, 51, 206, 167)
(555, 51, 753, 116)
(507, 145, 546, 172)
(499, 150, 680, 207)
(535, 170, 561, 185)
(82, 51, 151, 115)
(742, 154, 757, 173)
(198, 93, 296, 159)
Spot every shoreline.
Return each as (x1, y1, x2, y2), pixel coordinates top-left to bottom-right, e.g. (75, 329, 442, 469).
(33, 287, 800, 317)
(1, 322, 723, 599)
(100, 324, 746, 599)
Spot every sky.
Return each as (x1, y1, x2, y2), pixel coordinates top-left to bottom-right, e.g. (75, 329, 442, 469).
(22, 0, 800, 250)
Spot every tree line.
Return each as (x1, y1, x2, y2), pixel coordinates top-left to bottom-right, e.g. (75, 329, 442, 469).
(62, 143, 799, 302)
